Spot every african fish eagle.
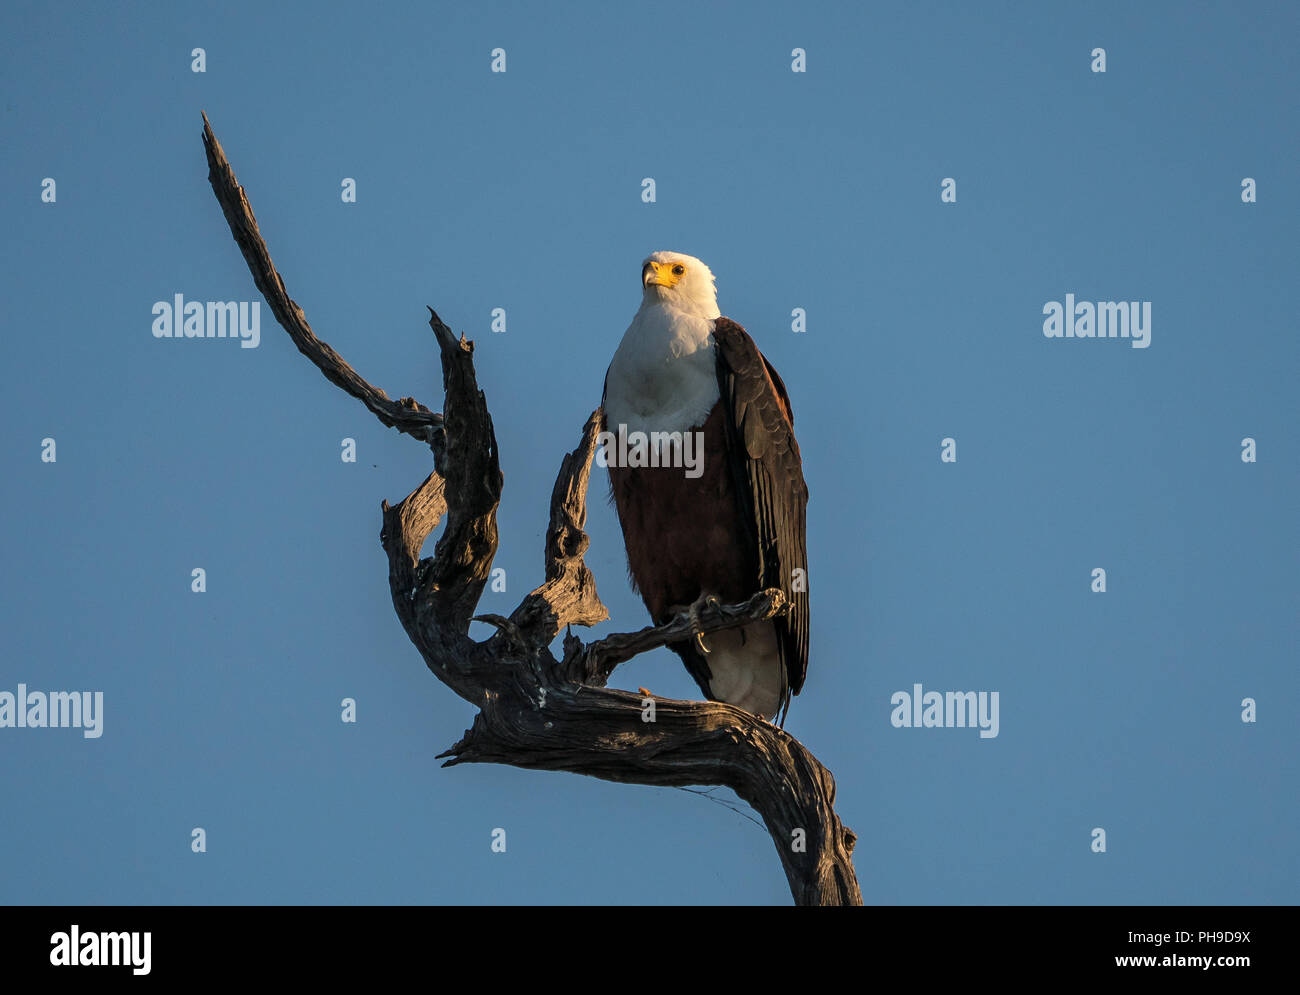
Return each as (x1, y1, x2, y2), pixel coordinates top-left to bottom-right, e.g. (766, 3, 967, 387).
(602, 251, 809, 722)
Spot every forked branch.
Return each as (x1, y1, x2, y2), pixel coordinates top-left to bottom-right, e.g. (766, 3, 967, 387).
(202, 112, 861, 905)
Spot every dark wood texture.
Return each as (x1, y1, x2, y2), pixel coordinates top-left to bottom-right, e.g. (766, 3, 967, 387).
(201, 113, 861, 906)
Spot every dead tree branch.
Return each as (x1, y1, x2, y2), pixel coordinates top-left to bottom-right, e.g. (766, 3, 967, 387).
(202, 112, 861, 906)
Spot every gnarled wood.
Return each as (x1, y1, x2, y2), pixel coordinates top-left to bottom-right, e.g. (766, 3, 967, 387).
(202, 112, 861, 905)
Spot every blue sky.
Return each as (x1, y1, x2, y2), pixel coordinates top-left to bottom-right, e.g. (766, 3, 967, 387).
(1, 1, 1295, 904)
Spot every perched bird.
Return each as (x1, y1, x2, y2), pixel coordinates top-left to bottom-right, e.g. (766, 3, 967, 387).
(602, 251, 809, 722)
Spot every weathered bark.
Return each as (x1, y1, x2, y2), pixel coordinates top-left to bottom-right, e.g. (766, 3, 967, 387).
(202, 112, 861, 906)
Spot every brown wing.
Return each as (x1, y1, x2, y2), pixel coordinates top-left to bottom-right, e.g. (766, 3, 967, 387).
(712, 317, 810, 718)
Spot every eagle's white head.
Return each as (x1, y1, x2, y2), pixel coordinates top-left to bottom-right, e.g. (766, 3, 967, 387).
(640, 250, 720, 319)
(606, 250, 724, 437)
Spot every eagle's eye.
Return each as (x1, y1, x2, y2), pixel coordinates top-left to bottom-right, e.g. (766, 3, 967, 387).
(672, 264, 686, 276)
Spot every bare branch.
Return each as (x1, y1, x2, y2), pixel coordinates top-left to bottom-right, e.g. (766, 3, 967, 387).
(422, 310, 504, 633)
(201, 111, 441, 446)
(564, 589, 788, 686)
(379, 474, 479, 705)
(511, 408, 610, 642)
(203, 113, 860, 905)
(438, 677, 861, 906)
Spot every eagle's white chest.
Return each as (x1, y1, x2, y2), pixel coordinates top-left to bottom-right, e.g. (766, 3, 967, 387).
(604, 302, 720, 436)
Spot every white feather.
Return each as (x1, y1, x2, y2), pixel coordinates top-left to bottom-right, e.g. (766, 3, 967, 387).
(703, 623, 786, 720)
(604, 251, 722, 435)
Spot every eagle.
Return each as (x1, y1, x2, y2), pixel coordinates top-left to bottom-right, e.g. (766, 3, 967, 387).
(601, 251, 809, 722)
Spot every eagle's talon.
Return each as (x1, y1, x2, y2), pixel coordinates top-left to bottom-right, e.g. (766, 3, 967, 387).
(689, 599, 712, 654)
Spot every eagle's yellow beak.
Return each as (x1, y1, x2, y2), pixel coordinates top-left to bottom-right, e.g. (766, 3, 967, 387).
(643, 260, 685, 289)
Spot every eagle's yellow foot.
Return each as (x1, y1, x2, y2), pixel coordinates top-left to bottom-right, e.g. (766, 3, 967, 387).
(638, 687, 654, 698)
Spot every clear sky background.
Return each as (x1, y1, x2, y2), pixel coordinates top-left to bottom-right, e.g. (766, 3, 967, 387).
(1, 1, 1295, 905)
